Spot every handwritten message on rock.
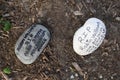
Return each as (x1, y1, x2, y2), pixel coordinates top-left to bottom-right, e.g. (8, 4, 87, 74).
(73, 18, 106, 56)
(15, 24, 50, 64)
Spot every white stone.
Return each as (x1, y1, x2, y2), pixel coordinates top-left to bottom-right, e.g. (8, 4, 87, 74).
(75, 73, 78, 77)
(70, 75, 74, 79)
(73, 18, 106, 55)
(15, 24, 50, 64)
(99, 75, 103, 78)
(111, 76, 114, 79)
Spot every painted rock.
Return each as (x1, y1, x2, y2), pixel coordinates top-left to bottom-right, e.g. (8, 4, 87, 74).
(15, 24, 50, 64)
(73, 18, 106, 56)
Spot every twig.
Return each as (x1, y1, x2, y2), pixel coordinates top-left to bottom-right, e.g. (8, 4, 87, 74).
(2, 34, 9, 38)
(23, 76, 28, 80)
(0, 36, 4, 39)
(72, 62, 89, 80)
(75, 0, 83, 11)
(72, 62, 84, 76)
(81, 1, 89, 12)
(0, 70, 10, 80)
(12, 27, 24, 29)
(107, 2, 113, 12)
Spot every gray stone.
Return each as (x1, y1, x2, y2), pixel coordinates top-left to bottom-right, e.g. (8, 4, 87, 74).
(115, 17, 120, 21)
(15, 24, 50, 64)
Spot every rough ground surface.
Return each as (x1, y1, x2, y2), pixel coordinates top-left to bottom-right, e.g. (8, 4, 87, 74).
(0, 0, 120, 80)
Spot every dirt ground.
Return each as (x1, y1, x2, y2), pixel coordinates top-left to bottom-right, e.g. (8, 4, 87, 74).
(0, 0, 120, 80)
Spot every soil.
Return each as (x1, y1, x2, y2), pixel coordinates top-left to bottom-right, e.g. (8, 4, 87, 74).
(0, 0, 120, 80)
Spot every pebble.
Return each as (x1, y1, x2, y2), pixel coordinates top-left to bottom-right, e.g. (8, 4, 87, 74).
(73, 18, 106, 55)
(99, 75, 103, 79)
(115, 17, 120, 21)
(75, 73, 78, 77)
(111, 76, 114, 79)
(70, 75, 74, 79)
(15, 24, 50, 64)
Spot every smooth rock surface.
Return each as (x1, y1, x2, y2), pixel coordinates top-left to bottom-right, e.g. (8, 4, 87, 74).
(73, 18, 106, 56)
(15, 24, 50, 64)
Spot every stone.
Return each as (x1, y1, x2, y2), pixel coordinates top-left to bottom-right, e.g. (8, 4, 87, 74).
(115, 17, 120, 21)
(99, 74, 103, 79)
(73, 18, 106, 55)
(15, 24, 50, 64)
(75, 73, 78, 77)
(70, 75, 74, 79)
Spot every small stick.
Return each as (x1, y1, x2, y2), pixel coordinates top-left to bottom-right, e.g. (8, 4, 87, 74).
(12, 27, 23, 29)
(0, 36, 4, 39)
(81, 1, 89, 12)
(23, 76, 28, 80)
(72, 62, 84, 76)
(0, 70, 10, 80)
(76, 0, 83, 11)
(2, 34, 9, 37)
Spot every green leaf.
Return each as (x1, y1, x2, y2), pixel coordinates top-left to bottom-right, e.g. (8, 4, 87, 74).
(3, 67, 11, 74)
(2, 21, 11, 31)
